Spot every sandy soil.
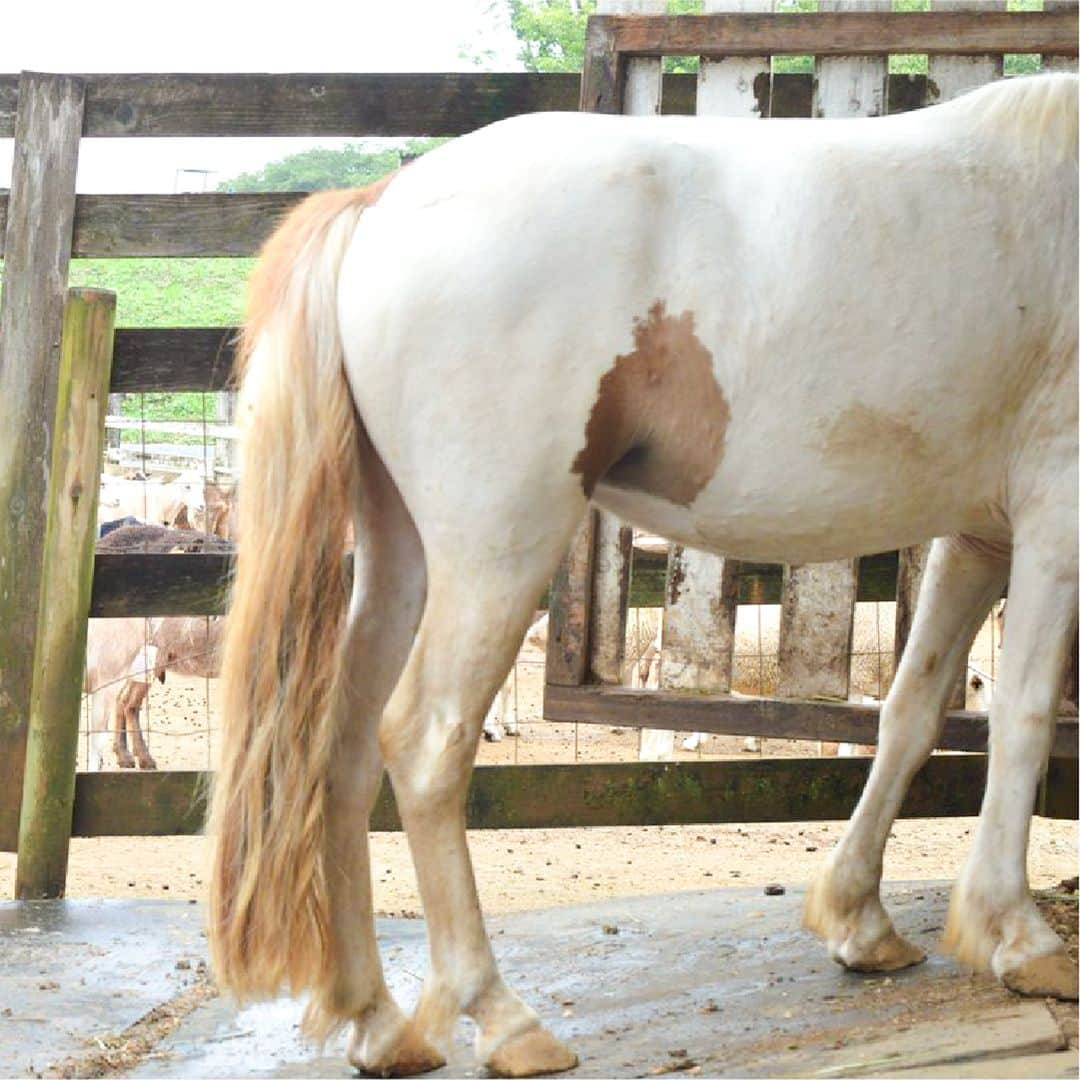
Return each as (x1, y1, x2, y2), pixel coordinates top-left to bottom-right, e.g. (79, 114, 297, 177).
(2, 604, 1073, 915)
(16, 814, 1073, 920)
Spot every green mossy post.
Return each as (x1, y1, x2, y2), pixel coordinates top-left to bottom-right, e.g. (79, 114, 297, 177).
(16, 289, 117, 899)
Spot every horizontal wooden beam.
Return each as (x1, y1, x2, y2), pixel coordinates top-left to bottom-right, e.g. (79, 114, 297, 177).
(543, 684, 1079, 760)
(90, 546, 907, 617)
(91, 553, 230, 617)
(600, 10, 1077, 59)
(0, 194, 303, 259)
(111, 329, 238, 392)
(68, 753, 1071, 843)
(0, 72, 700, 140)
(71, 193, 304, 258)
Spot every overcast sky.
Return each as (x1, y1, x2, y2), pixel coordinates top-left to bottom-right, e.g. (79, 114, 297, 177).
(1, 0, 523, 192)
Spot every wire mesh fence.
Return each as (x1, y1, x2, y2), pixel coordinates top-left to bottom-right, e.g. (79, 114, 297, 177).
(82, 390, 235, 774)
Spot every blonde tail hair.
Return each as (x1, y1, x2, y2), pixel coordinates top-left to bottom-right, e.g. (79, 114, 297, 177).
(208, 179, 393, 1011)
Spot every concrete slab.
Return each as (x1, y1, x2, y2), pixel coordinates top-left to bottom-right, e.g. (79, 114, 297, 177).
(0, 898, 207, 1077)
(0, 884, 1075, 1078)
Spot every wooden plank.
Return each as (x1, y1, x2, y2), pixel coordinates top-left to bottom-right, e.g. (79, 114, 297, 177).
(0, 75, 16, 137)
(817, 1002, 1068, 1079)
(887, 74, 931, 115)
(0, 73, 85, 855)
(544, 685, 1080, 761)
(71, 193, 303, 258)
(928, 1, 1006, 106)
(777, 560, 858, 699)
(111, 328, 238, 392)
(0, 71, 703, 138)
(1045, 3, 1080, 75)
(88, 548, 906, 622)
(581, 12, 627, 113)
(16, 290, 116, 894)
(545, 512, 597, 687)
(0, 73, 583, 139)
(894, 544, 927, 670)
(659, 546, 740, 694)
(769, 72, 813, 118)
(589, 516, 633, 684)
(91, 553, 231, 617)
(71, 753, 1021, 836)
(696, 0, 773, 120)
(660, 72, 697, 115)
(0, 193, 301, 259)
(600, 0, 665, 117)
(1043, 54, 1079, 73)
(1041, 756, 1079, 819)
(597, 10, 1078, 59)
(815, 1, 888, 119)
(72, 770, 210, 837)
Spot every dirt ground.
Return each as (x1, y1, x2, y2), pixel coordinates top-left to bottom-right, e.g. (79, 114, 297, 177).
(2, 606, 1074, 915)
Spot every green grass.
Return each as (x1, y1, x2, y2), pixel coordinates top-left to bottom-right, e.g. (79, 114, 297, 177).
(61, 259, 251, 441)
(66, 258, 253, 329)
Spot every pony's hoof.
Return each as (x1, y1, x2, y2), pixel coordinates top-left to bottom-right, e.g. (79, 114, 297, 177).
(350, 1020, 446, 1077)
(834, 929, 926, 973)
(137, 756, 157, 770)
(1002, 950, 1079, 1001)
(485, 1025, 578, 1078)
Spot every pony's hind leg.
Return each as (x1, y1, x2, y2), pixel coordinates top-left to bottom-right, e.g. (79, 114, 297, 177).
(805, 535, 1008, 971)
(379, 556, 579, 1077)
(944, 526, 1079, 1000)
(315, 461, 446, 1076)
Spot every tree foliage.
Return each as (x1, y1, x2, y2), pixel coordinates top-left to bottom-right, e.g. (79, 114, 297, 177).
(503, 0, 704, 74)
(217, 139, 447, 193)
(509, 0, 595, 72)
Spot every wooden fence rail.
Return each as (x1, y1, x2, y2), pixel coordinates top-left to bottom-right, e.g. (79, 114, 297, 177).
(1, 5, 1076, 892)
(68, 758, 1080, 838)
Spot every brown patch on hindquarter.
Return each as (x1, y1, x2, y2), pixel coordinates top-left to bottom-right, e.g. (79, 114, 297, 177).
(573, 301, 730, 506)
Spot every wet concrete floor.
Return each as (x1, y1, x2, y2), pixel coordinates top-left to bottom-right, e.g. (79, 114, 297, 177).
(1, 884, 1074, 1078)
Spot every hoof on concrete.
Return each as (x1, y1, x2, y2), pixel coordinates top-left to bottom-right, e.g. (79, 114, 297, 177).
(350, 1020, 447, 1078)
(485, 1025, 578, 1078)
(1003, 951, 1079, 1002)
(835, 930, 926, 974)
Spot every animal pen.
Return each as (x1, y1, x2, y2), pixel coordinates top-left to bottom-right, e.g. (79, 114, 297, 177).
(0, 4, 1077, 902)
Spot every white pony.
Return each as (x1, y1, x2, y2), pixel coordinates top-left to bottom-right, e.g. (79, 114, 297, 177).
(210, 76, 1078, 1077)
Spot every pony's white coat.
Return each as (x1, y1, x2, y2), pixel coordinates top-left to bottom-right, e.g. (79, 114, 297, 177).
(223, 76, 1079, 1075)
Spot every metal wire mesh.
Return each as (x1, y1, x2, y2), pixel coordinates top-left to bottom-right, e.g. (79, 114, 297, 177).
(82, 390, 234, 773)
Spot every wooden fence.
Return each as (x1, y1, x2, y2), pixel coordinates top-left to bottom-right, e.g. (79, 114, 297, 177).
(0, 3, 1076, 898)
(545, 3, 1080, 762)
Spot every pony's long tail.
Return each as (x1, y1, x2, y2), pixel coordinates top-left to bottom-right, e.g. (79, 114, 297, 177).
(208, 182, 390, 1005)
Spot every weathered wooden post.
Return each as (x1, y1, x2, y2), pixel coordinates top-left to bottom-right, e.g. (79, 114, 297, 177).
(16, 289, 117, 898)
(0, 72, 85, 854)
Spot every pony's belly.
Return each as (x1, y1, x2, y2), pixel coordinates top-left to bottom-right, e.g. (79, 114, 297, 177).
(593, 478, 982, 565)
